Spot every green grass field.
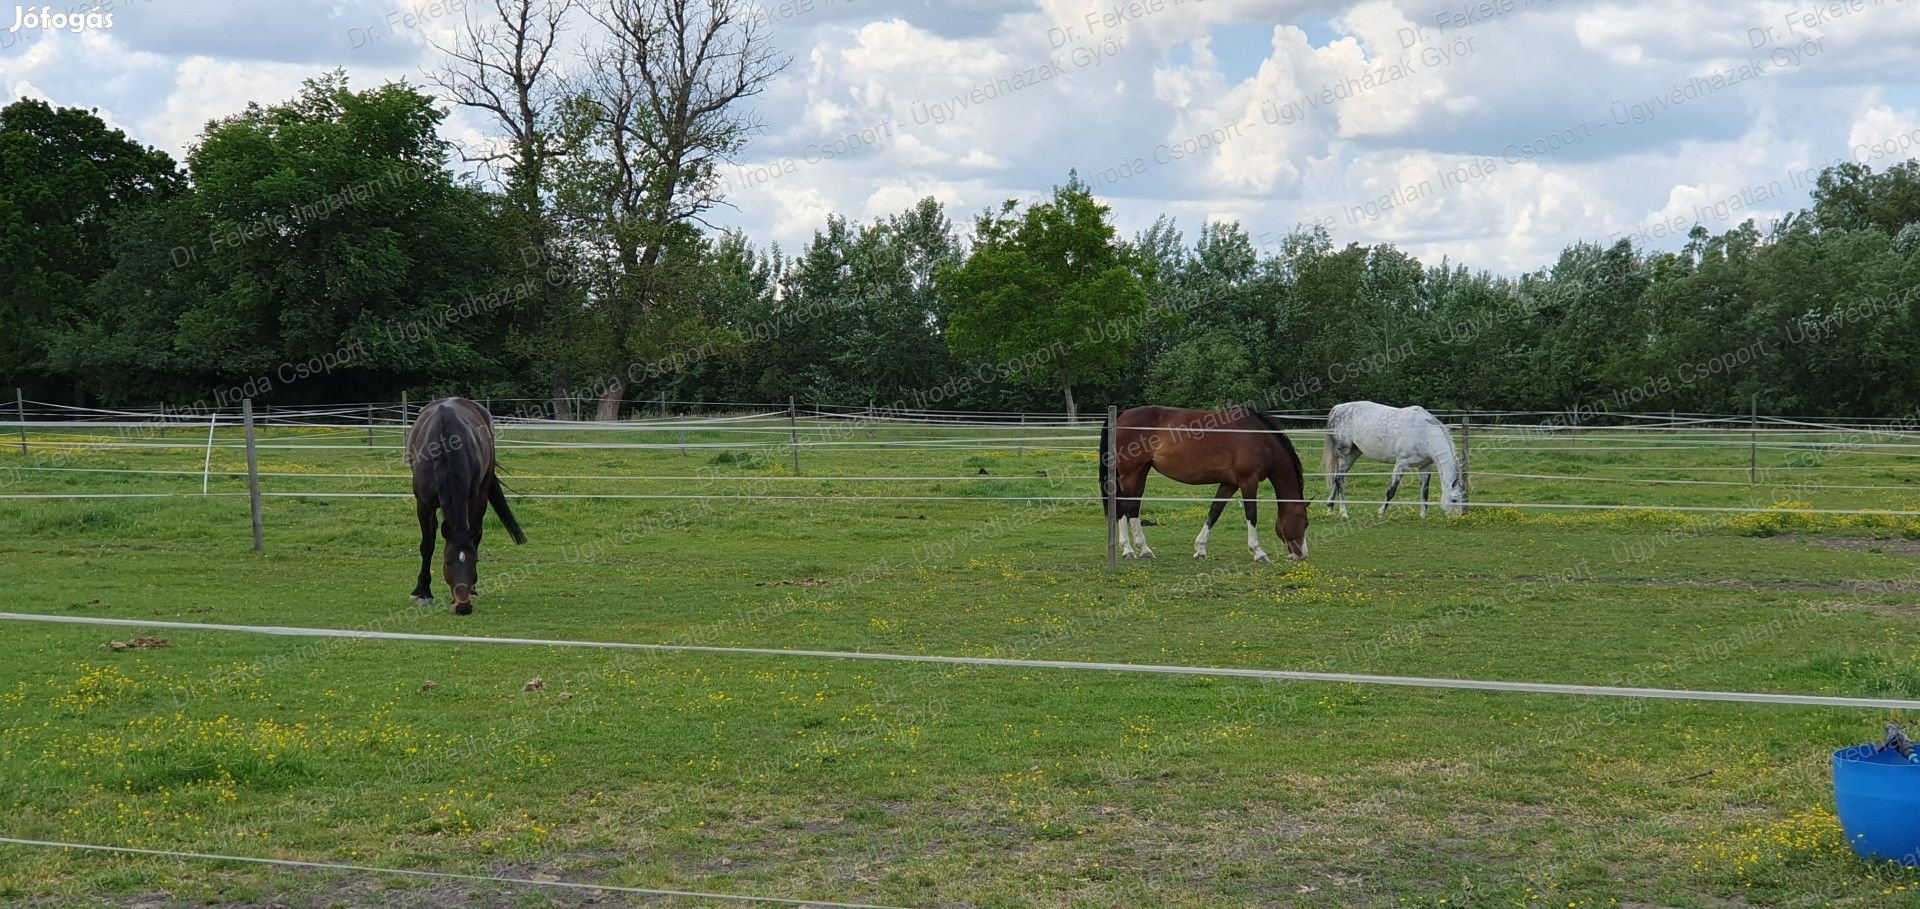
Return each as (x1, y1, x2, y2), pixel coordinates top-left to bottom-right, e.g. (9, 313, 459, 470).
(4, 415, 1920, 907)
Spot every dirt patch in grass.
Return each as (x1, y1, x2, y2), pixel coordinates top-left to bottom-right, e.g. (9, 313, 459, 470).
(97, 635, 170, 651)
(1382, 571, 1920, 593)
(1772, 534, 1920, 557)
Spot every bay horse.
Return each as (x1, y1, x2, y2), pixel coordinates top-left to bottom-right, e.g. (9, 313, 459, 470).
(1324, 400, 1465, 518)
(1100, 406, 1308, 562)
(407, 397, 526, 614)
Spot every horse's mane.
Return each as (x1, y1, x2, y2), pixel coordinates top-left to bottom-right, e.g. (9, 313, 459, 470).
(1243, 408, 1304, 481)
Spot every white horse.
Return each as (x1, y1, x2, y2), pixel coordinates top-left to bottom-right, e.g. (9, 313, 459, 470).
(1323, 401, 1465, 518)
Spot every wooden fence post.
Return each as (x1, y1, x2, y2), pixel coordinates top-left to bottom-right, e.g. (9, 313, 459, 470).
(1018, 413, 1026, 459)
(14, 388, 26, 456)
(401, 391, 410, 432)
(243, 398, 264, 553)
(1749, 394, 1758, 486)
(789, 396, 801, 476)
(1106, 405, 1119, 571)
(366, 402, 375, 447)
(1460, 418, 1471, 514)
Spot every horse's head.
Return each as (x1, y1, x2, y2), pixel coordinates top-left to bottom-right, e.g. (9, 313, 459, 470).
(444, 537, 479, 615)
(1441, 481, 1468, 517)
(1278, 501, 1309, 561)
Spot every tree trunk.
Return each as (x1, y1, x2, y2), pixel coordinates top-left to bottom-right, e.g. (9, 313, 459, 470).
(551, 372, 573, 421)
(595, 377, 626, 421)
(1061, 379, 1077, 424)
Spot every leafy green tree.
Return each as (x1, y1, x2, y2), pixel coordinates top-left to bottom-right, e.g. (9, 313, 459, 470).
(79, 73, 516, 403)
(0, 99, 182, 396)
(939, 173, 1148, 420)
(1813, 161, 1920, 235)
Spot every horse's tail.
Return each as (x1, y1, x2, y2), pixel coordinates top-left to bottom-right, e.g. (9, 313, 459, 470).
(1098, 420, 1114, 514)
(489, 475, 527, 544)
(1322, 426, 1338, 494)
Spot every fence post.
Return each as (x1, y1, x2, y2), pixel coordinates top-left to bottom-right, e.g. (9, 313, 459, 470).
(789, 397, 801, 476)
(202, 412, 219, 496)
(1460, 418, 1471, 514)
(1749, 394, 1758, 486)
(1018, 413, 1026, 459)
(14, 388, 26, 456)
(401, 391, 410, 432)
(366, 402, 375, 447)
(1106, 405, 1119, 571)
(243, 398, 264, 553)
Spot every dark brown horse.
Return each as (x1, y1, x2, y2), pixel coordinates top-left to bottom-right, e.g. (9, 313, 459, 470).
(1100, 406, 1308, 562)
(407, 397, 526, 614)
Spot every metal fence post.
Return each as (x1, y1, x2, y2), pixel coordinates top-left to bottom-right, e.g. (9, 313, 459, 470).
(202, 412, 218, 496)
(14, 388, 26, 456)
(1749, 394, 1758, 486)
(243, 398, 264, 553)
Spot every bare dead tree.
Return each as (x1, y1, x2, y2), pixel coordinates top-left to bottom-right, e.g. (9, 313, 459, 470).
(428, 0, 581, 419)
(572, 0, 787, 418)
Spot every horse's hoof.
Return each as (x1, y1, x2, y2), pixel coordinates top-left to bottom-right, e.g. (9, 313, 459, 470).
(1253, 553, 1271, 563)
(410, 595, 434, 607)
(1193, 551, 1207, 559)
(1139, 549, 1155, 559)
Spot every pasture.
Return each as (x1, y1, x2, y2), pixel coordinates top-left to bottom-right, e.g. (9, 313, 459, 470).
(4, 405, 1920, 908)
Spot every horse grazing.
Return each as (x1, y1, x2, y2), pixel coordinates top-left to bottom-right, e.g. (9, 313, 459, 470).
(407, 397, 526, 614)
(1323, 400, 1465, 518)
(1100, 406, 1308, 562)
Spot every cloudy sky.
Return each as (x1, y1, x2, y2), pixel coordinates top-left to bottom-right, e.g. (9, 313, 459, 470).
(6, 0, 1920, 271)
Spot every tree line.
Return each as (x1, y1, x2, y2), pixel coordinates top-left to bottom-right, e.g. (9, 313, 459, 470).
(4, 0, 1920, 421)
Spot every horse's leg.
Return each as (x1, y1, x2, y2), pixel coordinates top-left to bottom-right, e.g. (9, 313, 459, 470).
(1195, 483, 1234, 558)
(411, 500, 436, 606)
(1379, 461, 1409, 517)
(1123, 471, 1153, 559)
(1420, 471, 1431, 519)
(1325, 442, 1346, 515)
(1333, 448, 1359, 519)
(1242, 483, 1270, 563)
(471, 512, 484, 597)
(1117, 467, 1145, 558)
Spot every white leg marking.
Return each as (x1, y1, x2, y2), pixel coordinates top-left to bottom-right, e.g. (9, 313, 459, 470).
(1193, 522, 1210, 559)
(1247, 519, 1270, 563)
(1129, 516, 1154, 558)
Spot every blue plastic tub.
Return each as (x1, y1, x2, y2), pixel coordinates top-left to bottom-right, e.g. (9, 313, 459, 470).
(1832, 744, 1920, 867)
